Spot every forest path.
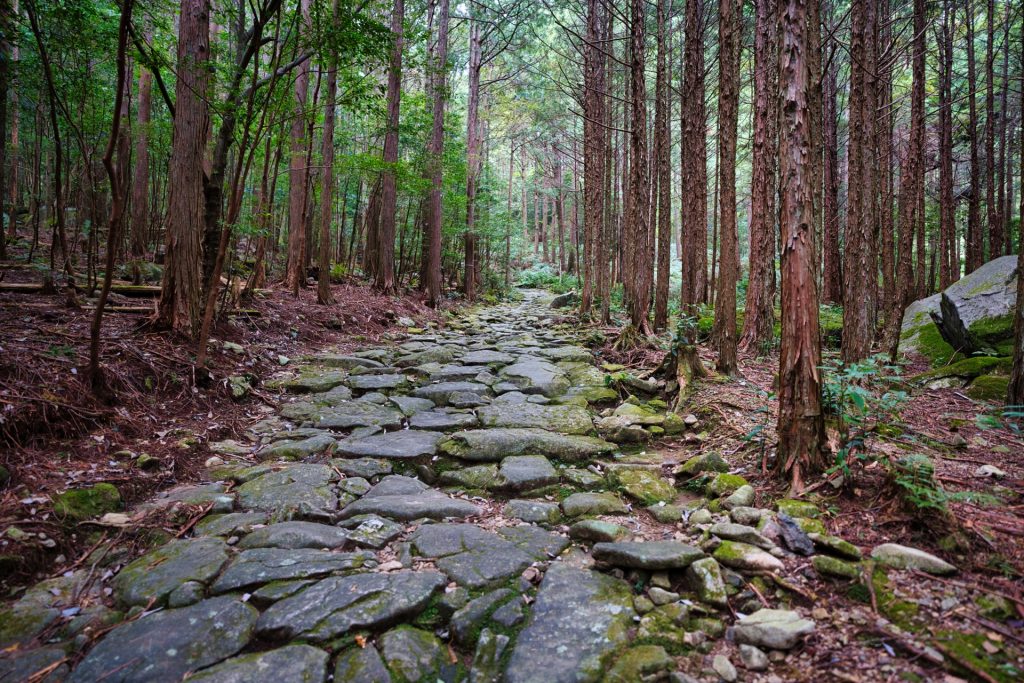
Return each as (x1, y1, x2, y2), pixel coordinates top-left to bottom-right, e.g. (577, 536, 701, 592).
(0, 292, 969, 682)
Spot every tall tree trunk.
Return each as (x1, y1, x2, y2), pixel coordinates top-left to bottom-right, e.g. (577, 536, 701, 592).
(995, 7, 1010, 257)
(984, 0, 999, 259)
(842, 0, 878, 362)
(625, 0, 651, 335)
(130, 27, 153, 258)
(285, 0, 311, 294)
(938, 0, 956, 288)
(888, 0, 925, 352)
(1011, 25, 1024, 404)
(680, 0, 707, 312)
(966, 3, 982, 272)
(877, 0, 895, 319)
(713, 0, 741, 374)
(777, 0, 826, 492)
(0, 3, 9, 261)
(464, 16, 482, 301)
(157, 0, 209, 335)
(580, 0, 603, 316)
(653, 0, 671, 331)
(317, 14, 340, 305)
(423, 0, 448, 307)
(375, 0, 403, 294)
(822, 18, 841, 303)
(740, 0, 778, 351)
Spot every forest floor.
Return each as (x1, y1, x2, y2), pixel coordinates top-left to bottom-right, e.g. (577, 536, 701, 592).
(0, 253, 442, 586)
(0, 280, 1021, 683)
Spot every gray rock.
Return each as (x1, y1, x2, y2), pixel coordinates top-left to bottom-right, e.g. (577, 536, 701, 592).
(113, 537, 229, 607)
(440, 428, 615, 462)
(195, 512, 268, 537)
(550, 291, 578, 308)
(504, 565, 635, 683)
(188, 645, 328, 683)
(277, 371, 348, 394)
(734, 608, 816, 650)
(498, 358, 571, 397)
(504, 499, 562, 524)
(495, 455, 558, 491)
(259, 433, 337, 461)
(336, 430, 446, 460)
(333, 645, 391, 683)
(389, 395, 437, 416)
(410, 524, 534, 589)
(430, 364, 493, 382)
(339, 514, 405, 549)
(331, 457, 393, 479)
(477, 402, 594, 435)
(776, 513, 815, 556)
(685, 557, 729, 609)
(930, 255, 1018, 355)
(236, 464, 338, 519)
(439, 463, 500, 489)
(395, 347, 457, 367)
(250, 580, 316, 606)
(379, 626, 448, 682)
(498, 524, 570, 559)
(345, 373, 409, 393)
(471, 628, 510, 683)
(739, 644, 769, 671)
(237, 521, 349, 550)
(411, 381, 491, 405)
(712, 654, 737, 682)
(561, 492, 627, 517)
(729, 506, 767, 526)
(451, 588, 513, 645)
(68, 596, 257, 683)
(710, 522, 774, 550)
(167, 580, 206, 607)
(870, 543, 957, 575)
(340, 487, 481, 522)
(592, 541, 704, 570)
(562, 467, 605, 488)
(316, 354, 384, 370)
(410, 409, 479, 431)
(569, 519, 627, 542)
(721, 484, 755, 509)
(462, 350, 515, 365)
(301, 401, 404, 431)
(363, 474, 430, 497)
(648, 587, 679, 605)
(713, 541, 785, 572)
(0, 645, 69, 683)
(256, 571, 445, 642)
(211, 548, 375, 593)
(491, 600, 525, 628)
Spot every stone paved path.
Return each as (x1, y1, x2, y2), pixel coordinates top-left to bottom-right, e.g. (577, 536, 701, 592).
(1, 291, 958, 682)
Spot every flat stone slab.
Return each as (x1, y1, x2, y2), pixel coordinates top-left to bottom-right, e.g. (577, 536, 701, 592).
(871, 543, 957, 575)
(300, 401, 404, 431)
(259, 433, 337, 461)
(236, 464, 338, 518)
(315, 354, 384, 369)
(188, 644, 328, 683)
(440, 428, 615, 462)
(504, 499, 562, 524)
(336, 430, 446, 460)
(409, 410, 479, 431)
(68, 596, 258, 683)
(237, 521, 350, 550)
(379, 626, 448, 682)
(505, 564, 635, 683)
(498, 358, 571, 397)
(411, 381, 491, 405)
(477, 403, 594, 434)
(330, 457, 393, 479)
(211, 548, 376, 593)
(409, 523, 535, 588)
(113, 537, 229, 607)
(256, 571, 446, 642)
(495, 455, 558, 491)
(561, 492, 627, 517)
(340, 490, 481, 522)
(333, 645, 392, 683)
(462, 350, 515, 365)
(277, 371, 348, 394)
(389, 395, 437, 415)
(346, 373, 409, 392)
(338, 514, 405, 549)
(592, 541, 704, 570)
(734, 608, 816, 650)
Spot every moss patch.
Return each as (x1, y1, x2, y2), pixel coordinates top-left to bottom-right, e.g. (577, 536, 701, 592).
(52, 483, 122, 523)
(966, 374, 1010, 402)
(912, 356, 1011, 383)
(933, 630, 1022, 683)
(901, 322, 961, 367)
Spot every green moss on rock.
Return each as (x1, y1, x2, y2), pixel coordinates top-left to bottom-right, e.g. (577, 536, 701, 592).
(966, 374, 1010, 402)
(53, 483, 121, 522)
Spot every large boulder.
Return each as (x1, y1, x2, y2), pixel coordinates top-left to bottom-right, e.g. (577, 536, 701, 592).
(901, 256, 1017, 361)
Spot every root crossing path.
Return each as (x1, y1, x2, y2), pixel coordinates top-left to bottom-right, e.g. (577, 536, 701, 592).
(2, 291, 941, 682)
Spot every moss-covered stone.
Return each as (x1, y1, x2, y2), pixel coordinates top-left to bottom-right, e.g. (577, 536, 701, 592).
(966, 374, 1010, 402)
(812, 555, 861, 580)
(613, 469, 676, 505)
(912, 355, 1012, 385)
(933, 630, 1021, 683)
(775, 498, 819, 518)
(604, 645, 673, 683)
(705, 473, 748, 497)
(52, 483, 121, 522)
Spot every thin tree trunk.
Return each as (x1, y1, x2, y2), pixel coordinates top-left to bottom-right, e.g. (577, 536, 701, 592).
(130, 26, 153, 258)
(740, 0, 778, 351)
(625, 0, 651, 336)
(777, 0, 826, 492)
(938, 0, 955, 288)
(653, 0, 671, 331)
(375, 0, 403, 294)
(318, 11, 340, 305)
(713, 0, 741, 373)
(984, 0, 999, 259)
(424, 0, 448, 307)
(680, 0, 707, 313)
(285, 0, 311, 294)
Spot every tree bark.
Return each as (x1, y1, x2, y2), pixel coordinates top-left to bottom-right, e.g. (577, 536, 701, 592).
(740, 0, 778, 351)
(653, 0, 671, 331)
(130, 27, 153, 258)
(464, 16, 482, 301)
(821, 22, 841, 304)
(625, 0, 651, 335)
(680, 0, 708, 312)
(424, 0, 448, 307)
(984, 0, 999, 259)
(375, 0, 403, 294)
(777, 0, 826, 492)
(713, 0, 741, 374)
(842, 0, 878, 362)
(938, 0, 955, 288)
(317, 12, 340, 305)
(285, 0, 311, 295)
